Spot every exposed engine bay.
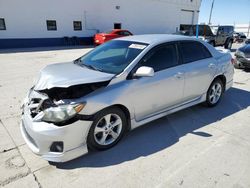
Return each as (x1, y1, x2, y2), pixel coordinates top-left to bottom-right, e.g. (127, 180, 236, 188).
(39, 81, 110, 101)
(27, 81, 110, 118)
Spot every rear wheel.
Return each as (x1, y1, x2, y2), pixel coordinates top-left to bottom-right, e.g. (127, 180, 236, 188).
(205, 79, 224, 107)
(87, 107, 127, 150)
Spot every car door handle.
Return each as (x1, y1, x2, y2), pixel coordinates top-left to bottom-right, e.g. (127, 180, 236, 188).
(174, 72, 184, 79)
(208, 63, 216, 69)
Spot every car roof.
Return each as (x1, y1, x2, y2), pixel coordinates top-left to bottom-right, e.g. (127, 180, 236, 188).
(115, 34, 198, 45)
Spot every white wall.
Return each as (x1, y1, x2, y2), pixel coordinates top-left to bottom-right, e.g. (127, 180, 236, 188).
(234, 24, 250, 37)
(0, 0, 201, 39)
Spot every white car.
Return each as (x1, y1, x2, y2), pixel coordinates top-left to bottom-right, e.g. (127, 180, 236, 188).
(21, 34, 234, 162)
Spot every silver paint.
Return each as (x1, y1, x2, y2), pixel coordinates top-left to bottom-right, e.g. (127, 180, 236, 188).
(21, 34, 234, 162)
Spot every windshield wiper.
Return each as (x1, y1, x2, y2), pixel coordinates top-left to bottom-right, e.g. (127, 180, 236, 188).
(74, 58, 82, 64)
(81, 63, 104, 72)
(74, 58, 104, 72)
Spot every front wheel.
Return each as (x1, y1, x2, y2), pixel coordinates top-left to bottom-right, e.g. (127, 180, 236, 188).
(205, 79, 224, 107)
(87, 107, 127, 150)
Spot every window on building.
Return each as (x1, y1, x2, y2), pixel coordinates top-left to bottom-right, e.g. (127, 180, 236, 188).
(46, 20, 57, 31)
(73, 21, 82, 31)
(114, 23, 121, 29)
(0, 18, 6, 30)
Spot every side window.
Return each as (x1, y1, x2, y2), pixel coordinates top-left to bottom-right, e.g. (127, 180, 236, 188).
(123, 31, 131, 36)
(179, 41, 212, 64)
(224, 27, 229, 34)
(141, 44, 178, 72)
(116, 31, 123, 35)
(218, 27, 224, 34)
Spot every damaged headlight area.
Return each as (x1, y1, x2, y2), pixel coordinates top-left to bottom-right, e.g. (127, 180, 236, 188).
(40, 81, 110, 101)
(34, 103, 85, 123)
(28, 81, 109, 124)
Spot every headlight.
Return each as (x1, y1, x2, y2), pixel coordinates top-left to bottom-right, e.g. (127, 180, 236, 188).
(35, 103, 85, 123)
(236, 50, 245, 57)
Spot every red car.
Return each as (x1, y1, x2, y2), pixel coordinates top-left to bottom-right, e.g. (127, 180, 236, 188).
(94, 29, 133, 45)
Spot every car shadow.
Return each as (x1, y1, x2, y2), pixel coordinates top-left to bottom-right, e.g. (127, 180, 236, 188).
(52, 87, 250, 169)
(244, 69, 250, 73)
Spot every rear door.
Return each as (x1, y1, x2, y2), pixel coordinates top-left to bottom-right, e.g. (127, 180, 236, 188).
(178, 41, 217, 101)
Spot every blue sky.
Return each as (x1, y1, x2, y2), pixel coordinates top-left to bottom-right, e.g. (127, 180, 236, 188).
(199, 0, 250, 24)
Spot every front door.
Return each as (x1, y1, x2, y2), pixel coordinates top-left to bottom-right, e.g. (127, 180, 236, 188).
(128, 43, 185, 121)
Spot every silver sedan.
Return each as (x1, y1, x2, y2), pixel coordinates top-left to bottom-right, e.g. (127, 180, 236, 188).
(21, 34, 234, 162)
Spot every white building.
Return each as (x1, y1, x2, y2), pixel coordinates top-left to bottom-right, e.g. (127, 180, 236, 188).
(0, 0, 201, 48)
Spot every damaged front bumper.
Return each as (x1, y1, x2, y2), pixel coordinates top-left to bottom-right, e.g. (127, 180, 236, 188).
(20, 89, 93, 162)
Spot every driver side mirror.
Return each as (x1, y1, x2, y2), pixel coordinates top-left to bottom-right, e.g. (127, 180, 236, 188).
(134, 66, 154, 77)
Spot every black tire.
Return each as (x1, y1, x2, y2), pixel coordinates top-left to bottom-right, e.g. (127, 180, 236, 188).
(205, 79, 224, 107)
(225, 40, 233, 50)
(87, 107, 127, 151)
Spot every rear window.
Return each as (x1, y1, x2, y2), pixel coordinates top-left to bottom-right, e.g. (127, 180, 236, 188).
(179, 41, 212, 64)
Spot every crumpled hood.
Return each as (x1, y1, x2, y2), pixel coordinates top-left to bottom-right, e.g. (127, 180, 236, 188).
(34, 62, 115, 90)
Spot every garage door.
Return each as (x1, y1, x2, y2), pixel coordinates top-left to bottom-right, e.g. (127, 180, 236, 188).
(180, 10, 194, 25)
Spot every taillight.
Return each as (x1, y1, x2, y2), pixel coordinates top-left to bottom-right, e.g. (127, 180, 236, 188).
(103, 36, 106, 40)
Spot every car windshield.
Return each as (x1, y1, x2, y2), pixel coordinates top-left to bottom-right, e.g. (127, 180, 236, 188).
(76, 40, 148, 74)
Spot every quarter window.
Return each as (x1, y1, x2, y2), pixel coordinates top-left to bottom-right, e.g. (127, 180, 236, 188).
(73, 21, 82, 31)
(179, 41, 212, 64)
(46, 20, 57, 31)
(0, 18, 6, 30)
(142, 44, 178, 72)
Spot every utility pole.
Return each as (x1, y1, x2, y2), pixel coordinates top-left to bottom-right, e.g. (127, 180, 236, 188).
(248, 21, 250, 37)
(208, 0, 215, 25)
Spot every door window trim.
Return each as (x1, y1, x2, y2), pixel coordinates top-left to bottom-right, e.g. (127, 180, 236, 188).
(177, 40, 212, 64)
(127, 42, 181, 79)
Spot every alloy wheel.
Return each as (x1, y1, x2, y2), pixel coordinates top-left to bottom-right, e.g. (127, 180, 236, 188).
(94, 114, 123, 146)
(209, 82, 222, 104)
